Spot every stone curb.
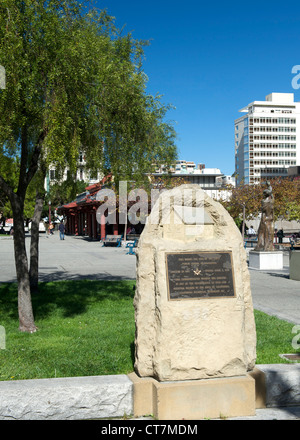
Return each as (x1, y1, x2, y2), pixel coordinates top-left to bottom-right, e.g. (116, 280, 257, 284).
(0, 364, 299, 420)
(0, 375, 133, 420)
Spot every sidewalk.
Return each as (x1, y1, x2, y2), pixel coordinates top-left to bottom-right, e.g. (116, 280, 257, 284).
(246, 249, 300, 325)
(0, 234, 136, 283)
(225, 406, 300, 420)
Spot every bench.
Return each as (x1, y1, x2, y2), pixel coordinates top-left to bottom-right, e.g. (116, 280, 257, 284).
(244, 238, 257, 248)
(102, 234, 123, 247)
(126, 234, 140, 241)
(126, 238, 139, 255)
(289, 236, 300, 250)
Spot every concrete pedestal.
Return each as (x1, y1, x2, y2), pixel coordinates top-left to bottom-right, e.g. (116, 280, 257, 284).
(249, 250, 283, 270)
(289, 250, 300, 280)
(129, 372, 256, 420)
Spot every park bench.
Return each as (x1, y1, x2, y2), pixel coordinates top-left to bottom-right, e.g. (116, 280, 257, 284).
(289, 235, 300, 250)
(102, 234, 123, 247)
(244, 238, 257, 248)
(125, 236, 139, 255)
(126, 234, 140, 241)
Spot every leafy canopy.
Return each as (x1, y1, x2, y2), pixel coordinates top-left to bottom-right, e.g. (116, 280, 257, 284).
(220, 178, 300, 222)
(0, 0, 177, 199)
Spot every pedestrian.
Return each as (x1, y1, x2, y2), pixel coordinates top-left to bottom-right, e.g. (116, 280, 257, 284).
(49, 222, 54, 235)
(277, 228, 284, 244)
(59, 221, 65, 240)
(247, 225, 256, 238)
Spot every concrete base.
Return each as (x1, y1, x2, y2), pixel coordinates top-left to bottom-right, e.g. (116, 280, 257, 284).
(128, 372, 256, 420)
(289, 251, 300, 280)
(249, 250, 283, 270)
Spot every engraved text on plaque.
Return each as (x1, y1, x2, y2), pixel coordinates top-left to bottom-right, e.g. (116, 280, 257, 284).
(166, 251, 235, 300)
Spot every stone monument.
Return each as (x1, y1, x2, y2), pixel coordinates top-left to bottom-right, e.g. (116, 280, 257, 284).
(130, 185, 257, 419)
(249, 181, 283, 270)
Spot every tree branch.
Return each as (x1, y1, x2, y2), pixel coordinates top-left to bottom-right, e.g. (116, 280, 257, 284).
(0, 174, 15, 201)
(17, 121, 29, 198)
(25, 129, 47, 189)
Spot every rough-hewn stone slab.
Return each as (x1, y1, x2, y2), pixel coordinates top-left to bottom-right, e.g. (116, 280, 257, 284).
(0, 375, 133, 420)
(134, 184, 257, 381)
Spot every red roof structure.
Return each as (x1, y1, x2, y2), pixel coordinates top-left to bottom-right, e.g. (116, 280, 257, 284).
(57, 174, 117, 239)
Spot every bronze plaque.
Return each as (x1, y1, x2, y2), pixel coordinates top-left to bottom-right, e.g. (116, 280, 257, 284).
(166, 251, 235, 300)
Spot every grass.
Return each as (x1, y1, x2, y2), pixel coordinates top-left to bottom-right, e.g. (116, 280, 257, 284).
(0, 280, 136, 381)
(0, 280, 298, 381)
(254, 309, 298, 364)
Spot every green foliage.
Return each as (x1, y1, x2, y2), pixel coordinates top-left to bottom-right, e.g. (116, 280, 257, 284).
(0, 0, 177, 192)
(0, 155, 45, 220)
(0, 0, 177, 332)
(220, 178, 300, 222)
(47, 179, 88, 209)
(0, 155, 18, 217)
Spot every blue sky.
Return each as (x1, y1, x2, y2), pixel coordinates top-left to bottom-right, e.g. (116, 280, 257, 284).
(96, 0, 300, 175)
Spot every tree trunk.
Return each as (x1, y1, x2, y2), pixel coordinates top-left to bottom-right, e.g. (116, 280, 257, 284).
(29, 190, 45, 291)
(11, 196, 37, 333)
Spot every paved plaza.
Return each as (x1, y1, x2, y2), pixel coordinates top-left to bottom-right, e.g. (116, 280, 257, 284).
(0, 233, 136, 283)
(0, 233, 299, 325)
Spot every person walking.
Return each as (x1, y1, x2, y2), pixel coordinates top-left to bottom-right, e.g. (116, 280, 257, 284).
(247, 225, 256, 238)
(49, 222, 54, 235)
(59, 221, 65, 240)
(277, 228, 284, 244)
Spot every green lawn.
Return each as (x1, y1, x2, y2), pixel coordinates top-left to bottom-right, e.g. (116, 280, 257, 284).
(0, 280, 136, 381)
(0, 280, 298, 381)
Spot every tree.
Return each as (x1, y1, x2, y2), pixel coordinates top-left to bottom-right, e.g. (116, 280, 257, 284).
(47, 178, 88, 210)
(0, 154, 19, 219)
(268, 177, 300, 221)
(220, 178, 300, 235)
(0, 1, 177, 332)
(219, 182, 262, 238)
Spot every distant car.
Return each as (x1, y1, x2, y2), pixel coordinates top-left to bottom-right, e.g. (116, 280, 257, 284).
(3, 218, 13, 233)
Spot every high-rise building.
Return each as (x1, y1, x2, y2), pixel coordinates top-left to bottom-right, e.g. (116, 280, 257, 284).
(235, 93, 300, 185)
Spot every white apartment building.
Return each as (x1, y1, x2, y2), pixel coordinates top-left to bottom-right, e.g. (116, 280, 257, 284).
(235, 93, 300, 185)
(46, 155, 233, 201)
(154, 160, 234, 200)
(45, 151, 102, 192)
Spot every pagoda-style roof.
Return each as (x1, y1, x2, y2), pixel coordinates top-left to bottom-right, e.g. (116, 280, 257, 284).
(57, 174, 112, 213)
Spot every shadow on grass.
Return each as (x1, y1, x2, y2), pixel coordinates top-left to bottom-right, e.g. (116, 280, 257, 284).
(0, 280, 135, 321)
